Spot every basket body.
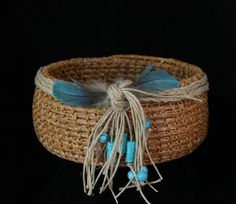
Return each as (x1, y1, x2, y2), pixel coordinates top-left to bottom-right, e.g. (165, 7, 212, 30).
(32, 55, 208, 165)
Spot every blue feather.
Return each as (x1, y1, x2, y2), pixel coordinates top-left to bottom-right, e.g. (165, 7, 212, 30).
(134, 65, 180, 92)
(52, 80, 107, 107)
(136, 64, 156, 83)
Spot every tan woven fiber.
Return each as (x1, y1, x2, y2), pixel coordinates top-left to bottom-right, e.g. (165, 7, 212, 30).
(32, 55, 208, 166)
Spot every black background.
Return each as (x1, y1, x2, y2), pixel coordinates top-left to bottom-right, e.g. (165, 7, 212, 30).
(10, 0, 236, 204)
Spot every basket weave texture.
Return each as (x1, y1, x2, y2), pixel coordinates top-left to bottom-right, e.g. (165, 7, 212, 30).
(33, 55, 208, 165)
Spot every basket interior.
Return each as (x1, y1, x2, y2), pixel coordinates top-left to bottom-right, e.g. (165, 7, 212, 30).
(42, 55, 204, 86)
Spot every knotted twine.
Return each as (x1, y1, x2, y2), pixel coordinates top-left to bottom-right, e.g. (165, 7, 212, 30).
(35, 67, 209, 204)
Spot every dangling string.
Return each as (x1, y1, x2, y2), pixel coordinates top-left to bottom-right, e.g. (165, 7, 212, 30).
(83, 80, 163, 203)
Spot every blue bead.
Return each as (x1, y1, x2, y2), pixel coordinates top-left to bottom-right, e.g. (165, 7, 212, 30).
(145, 119, 151, 129)
(127, 170, 135, 180)
(141, 165, 148, 173)
(118, 132, 128, 154)
(137, 170, 148, 182)
(125, 141, 136, 163)
(106, 141, 114, 160)
(99, 133, 109, 144)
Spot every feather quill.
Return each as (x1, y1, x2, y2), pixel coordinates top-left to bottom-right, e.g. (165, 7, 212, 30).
(134, 64, 180, 92)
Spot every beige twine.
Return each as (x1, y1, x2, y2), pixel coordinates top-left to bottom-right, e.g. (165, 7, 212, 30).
(34, 67, 209, 204)
(35, 67, 209, 103)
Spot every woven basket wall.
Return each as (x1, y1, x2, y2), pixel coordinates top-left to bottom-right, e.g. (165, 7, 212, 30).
(32, 55, 208, 166)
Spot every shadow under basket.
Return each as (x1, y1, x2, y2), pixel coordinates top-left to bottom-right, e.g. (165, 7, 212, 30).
(32, 55, 209, 166)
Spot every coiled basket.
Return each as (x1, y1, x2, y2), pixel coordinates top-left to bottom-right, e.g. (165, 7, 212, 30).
(32, 55, 208, 166)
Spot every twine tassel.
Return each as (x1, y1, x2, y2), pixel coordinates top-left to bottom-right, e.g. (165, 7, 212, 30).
(83, 80, 164, 204)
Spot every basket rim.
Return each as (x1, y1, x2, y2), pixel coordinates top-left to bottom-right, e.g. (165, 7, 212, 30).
(41, 54, 205, 87)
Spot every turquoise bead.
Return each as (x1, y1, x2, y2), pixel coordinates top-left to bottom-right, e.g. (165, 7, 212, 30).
(106, 141, 114, 160)
(137, 170, 148, 182)
(145, 119, 151, 129)
(99, 133, 109, 144)
(125, 141, 136, 163)
(118, 132, 128, 154)
(127, 170, 135, 180)
(141, 165, 148, 173)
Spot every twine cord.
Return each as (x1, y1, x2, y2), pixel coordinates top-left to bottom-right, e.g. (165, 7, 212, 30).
(34, 67, 53, 95)
(82, 80, 166, 202)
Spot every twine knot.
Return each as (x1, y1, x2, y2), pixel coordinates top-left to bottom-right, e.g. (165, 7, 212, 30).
(107, 80, 133, 111)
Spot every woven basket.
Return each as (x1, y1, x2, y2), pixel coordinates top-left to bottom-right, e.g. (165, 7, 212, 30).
(32, 55, 208, 166)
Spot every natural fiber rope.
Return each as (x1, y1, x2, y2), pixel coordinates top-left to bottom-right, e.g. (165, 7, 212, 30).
(35, 67, 209, 102)
(128, 74, 209, 102)
(35, 67, 54, 95)
(81, 79, 163, 202)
